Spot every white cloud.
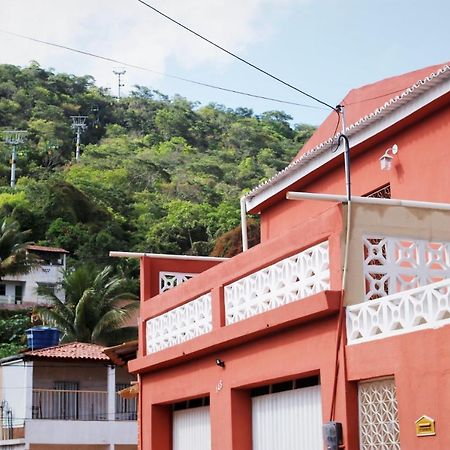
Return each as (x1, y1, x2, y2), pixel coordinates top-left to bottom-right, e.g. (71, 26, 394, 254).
(0, 0, 300, 93)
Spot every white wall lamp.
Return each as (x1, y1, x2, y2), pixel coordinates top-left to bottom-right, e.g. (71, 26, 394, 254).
(379, 144, 398, 171)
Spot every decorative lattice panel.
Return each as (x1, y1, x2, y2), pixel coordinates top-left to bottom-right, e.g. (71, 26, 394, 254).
(358, 378, 400, 450)
(364, 236, 450, 301)
(347, 279, 450, 344)
(224, 241, 330, 325)
(146, 293, 212, 354)
(160, 271, 196, 293)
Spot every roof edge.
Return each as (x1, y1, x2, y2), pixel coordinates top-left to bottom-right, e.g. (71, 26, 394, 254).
(245, 63, 450, 213)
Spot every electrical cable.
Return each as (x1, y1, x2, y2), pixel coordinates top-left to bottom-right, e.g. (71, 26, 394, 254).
(330, 110, 342, 153)
(0, 28, 326, 111)
(343, 86, 410, 105)
(135, 0, 337, 111)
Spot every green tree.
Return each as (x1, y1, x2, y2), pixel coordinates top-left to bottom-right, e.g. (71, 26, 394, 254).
(34, 265, 139, 346)
(0, 218, 38, 278)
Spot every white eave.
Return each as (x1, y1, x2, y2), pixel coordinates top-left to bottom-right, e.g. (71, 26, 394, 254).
(245, 64, 450, 213)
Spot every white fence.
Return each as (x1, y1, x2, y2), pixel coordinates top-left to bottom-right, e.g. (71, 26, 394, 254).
(32, 389, 137, 421)
(146, 293, 212, 354)
(32, 389, 108, 421)
(347, 279, 450, 344)
(224, 241, 330, 325)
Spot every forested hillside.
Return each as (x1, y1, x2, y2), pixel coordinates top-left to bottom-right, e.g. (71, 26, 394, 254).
(0, 62, 315, 264)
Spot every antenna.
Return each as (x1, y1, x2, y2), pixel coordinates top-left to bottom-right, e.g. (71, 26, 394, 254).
(113, 68, 126, 99)
(70, 116, 88, 161)
(2, 130, 27, 188)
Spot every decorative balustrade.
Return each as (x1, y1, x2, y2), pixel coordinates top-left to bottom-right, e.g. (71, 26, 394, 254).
(358, 378, 400, 449)
(159, 271, 196, 293)
(32, 389, 108, 421)
(347, 279, 450, 344)
(224, 241, 330, 325)
(364, 236, 450, 301)
(146, 293, 212, 354)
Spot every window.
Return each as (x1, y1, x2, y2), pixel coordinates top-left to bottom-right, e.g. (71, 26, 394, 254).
(173, 396, 210, 411)
(37, 282, 56, 295)
(364, 183, 391, 199)
(0, 284, 5, 296)
(14, 284, 23, 303)
(251, 375, 320, 397)
(30, 250, 64, 266)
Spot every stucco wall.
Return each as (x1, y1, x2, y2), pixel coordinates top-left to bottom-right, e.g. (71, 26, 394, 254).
(260, 102, 450, 241)
(0, 361, 31, 427)
(343, 203, 450, 305)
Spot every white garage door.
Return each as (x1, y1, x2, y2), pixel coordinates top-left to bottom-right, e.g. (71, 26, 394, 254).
(173, 405, 211, 450)
(252, 385, 323, 450)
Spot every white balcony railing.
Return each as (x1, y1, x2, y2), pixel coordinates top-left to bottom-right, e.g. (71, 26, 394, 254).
(146, 293, 212, 354)
(363, 236, 450, 301)
(32, 389, 137, 421)
(32, 389, 108, 421)
(224, 241, 330, 325)
(347, 279, 450, 344)
(159, 271, 196, 293)
(115, 393, 137, 421)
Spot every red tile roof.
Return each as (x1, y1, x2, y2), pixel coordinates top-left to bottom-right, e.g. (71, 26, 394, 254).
(25, 342, 110, 361)
(245, 61, 450, 205)
(296, 61, 449, 158)
(27, 245, 69, 254)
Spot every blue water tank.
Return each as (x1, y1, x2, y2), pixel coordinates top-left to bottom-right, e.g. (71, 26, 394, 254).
(26, 327, 60, 350)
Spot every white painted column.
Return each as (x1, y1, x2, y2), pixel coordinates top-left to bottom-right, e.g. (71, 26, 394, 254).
(24, 361, 33, 421)
(107, 366, 116, 422)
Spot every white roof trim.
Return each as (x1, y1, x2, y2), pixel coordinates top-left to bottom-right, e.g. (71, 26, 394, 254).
(245, 64, 450, 212)
(109, 251, 228, 261)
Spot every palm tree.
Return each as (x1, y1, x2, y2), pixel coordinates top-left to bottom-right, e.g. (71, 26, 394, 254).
(0, 218, 39, 279)
(34, 265, 139, 346)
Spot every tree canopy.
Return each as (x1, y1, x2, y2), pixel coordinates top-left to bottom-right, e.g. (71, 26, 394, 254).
(34, 265, 139, 346)
(0, 63, 315, 262)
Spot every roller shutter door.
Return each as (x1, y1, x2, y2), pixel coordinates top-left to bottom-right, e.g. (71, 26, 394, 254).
(173, 405, 211, 450)
(252, 385, 323, 450)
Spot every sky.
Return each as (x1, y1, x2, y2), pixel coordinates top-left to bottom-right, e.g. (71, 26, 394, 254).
(0, 0, 449, 125)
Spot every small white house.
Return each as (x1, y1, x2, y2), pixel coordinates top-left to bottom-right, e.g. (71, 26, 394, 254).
(0, 342, 137, 450)
(0, 246, 68, 308)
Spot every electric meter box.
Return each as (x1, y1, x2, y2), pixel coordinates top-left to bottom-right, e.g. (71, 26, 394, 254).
(322, 421, 343, 450)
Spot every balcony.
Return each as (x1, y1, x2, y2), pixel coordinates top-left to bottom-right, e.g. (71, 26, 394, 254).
(32, 389, 137, 421)
(128, 205, 343, 374)
(129, 203, 450, 373)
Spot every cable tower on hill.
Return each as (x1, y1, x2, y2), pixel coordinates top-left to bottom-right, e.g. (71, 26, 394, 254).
(2, 130, 27, 188)
(70, 116, 88, 161)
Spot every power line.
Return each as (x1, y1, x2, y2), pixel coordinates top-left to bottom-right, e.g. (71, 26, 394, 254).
(136, 0, 337, 111)
(0, 29, 326, 111)
(343, 86, 410, 105)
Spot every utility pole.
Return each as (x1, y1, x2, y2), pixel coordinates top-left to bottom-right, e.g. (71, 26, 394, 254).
(70, 116, 88, 161)
(113, 68, 126, 99)
(2, 130, 27, 188)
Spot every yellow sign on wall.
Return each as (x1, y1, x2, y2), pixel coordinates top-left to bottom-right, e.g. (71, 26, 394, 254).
(415, 415, 436, 437)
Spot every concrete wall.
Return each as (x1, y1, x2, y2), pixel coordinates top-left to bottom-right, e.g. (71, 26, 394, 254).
(25, 420, 137, 446)
(32, 363, 134, 391)
(0, 361, 32, 427)
(3, 253, 66, 306)
(33, 362, 108, 391)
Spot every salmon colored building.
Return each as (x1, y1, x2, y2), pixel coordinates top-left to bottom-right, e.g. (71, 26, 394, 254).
(124, 61, 450, 450)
